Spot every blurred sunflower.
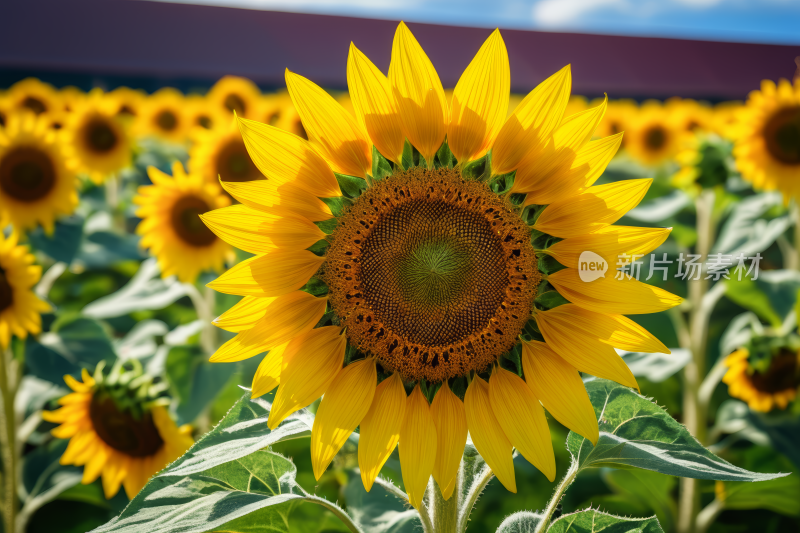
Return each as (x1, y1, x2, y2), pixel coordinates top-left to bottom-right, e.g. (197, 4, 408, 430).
(626, 100, 682, 166)
(0, 112, 78, 233)
(274, 95, 308, 139)
(594, 98, 636, 149)
(59, 86, 85, 112)
(0, 231, 50, 349)
(723, 347, 799, 412)
(666, 97, 714, 134)
(0, 94, 11, 128)
(108, 86, 146, 119)
(203, 23, 679, 509)
(733, 78, 800, 200)
(185, 94, 227, 131)
(256, 94, 282, 126)
(189, 117, 262, 183)
(43, 364, 194, 499)
(672, 134, 732, 193)
(6, 78, 61, 116)
(134, 161, 232, 282)
(61, 89, 132, 184)
(134, 88, 189, 142)
(712, 101, 743, 139)
(564, 94, 588, 117)
(207, 76, 261, 119)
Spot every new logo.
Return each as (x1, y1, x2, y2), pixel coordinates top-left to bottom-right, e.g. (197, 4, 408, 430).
(578, 251, 607, 282)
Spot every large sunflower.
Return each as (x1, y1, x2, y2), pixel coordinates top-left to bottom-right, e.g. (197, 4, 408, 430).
(0, 231, 50, 349)
(723, 347, 799, 412)
(203, 23, 679, 508)
(733, 78, 800, 199)
(43, 365, 194, 499)
(626, 100, 683, 166)
(189, 117, 262, 183)
(0, 112, 78, 233)
(206, 76, 262, 119)
(133, 88, 190, 143)
(61, 89, 132, 184)
(6, 78, 61, 117)
(134, 161, 233, 283)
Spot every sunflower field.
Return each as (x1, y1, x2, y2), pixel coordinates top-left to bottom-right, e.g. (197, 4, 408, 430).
(1, 21, 799, 533)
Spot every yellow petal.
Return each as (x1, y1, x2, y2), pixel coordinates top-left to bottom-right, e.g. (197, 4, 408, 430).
(430, 381, 468, 500)
(311, 359, 377, 479)
(448, 29, 509, 163)
(207, 251, 324, 297)
(389, 21, 448, 164)
(268, 326, 345, 429)
(347, 43, 404, 164)
(210, 292, 327, 362)
(464, 376, 516, 492)
(251, 342, 289, 398)
(488, 367, 555, 482)
(201, 205, 325, 253)
(533, 179, 652, 238)
(236, 116, 340, 197)
(547, 268, 683, 315)
(221, 178, 333, 222)
(553, 95, 607, 150)
(286, 69, 372, 178)
(491, 65, 571, 175)
(213, 296, 276, 332)
(359, 373, 406, 491)
(542, 225, 671, 270)
(399, 384, 437, 509)
(521, 340, 598, 445)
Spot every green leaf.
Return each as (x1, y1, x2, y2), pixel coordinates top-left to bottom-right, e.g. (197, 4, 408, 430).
(91, 393, 354, 533)
(343, 473, 418, 533)
(372, 145, 394, 180)
(597, 469, 677, 532)
(720, 474, 800, 516)
(725, 270, 800, 328)
(335, 172, 367, 198)
(535, 291, 571, 310)
(165, 345, 237, 425)
(400, 139, 418, 170)
(567, 379, 789, 482)
(320, 196, 349, 218)
(496, 511, 544, 532)
(547, 509, 664, 533)
(27, 215, 84, 264)
(461, 154, 489, 181)
(434, 140, 455, 169)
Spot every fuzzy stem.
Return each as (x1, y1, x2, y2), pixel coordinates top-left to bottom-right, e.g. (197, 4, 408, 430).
(456, 462, 493, 533)
(695, 498, 725, 533)
(792, 202, 800, 271)
(534, 460, 579, 533)
(0, 346, 19, 533)
(184, 283, 218, 355)
(431, 466, 461, 533)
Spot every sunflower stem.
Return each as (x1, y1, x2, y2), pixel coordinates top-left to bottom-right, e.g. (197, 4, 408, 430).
(430, 468, 460, 533)
(0, 345, 19, 533)
(456, 458, 493, 533)
(534, 459, 579, 533)
(792, 201, 800, 271)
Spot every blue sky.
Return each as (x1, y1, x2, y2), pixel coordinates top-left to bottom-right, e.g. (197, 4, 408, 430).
(154, 0, 800, 45)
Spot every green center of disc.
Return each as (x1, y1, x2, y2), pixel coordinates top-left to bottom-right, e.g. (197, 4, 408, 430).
(397, 238, 471, 307)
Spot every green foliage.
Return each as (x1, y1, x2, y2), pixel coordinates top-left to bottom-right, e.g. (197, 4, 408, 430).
(548, 509, 664, 533)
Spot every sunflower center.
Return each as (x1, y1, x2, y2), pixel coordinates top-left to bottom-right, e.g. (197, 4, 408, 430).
(644, 125, 667, 151)
(0, 267, 12, 313)
(156, 110, 178, 132)
(0, 146, 56, 202)
(89, 396, 164, 457)
(325, 167, 539, 382)
(197, 115, 212, 129)
(749, 349, 799, 393)
(22, 96, 47, 115)
(170, 194, 217, 246)
(217, 139, 261, 182)
(224, 94, 247, 115)
(764, 106, 800, 165)
(84, 118, 118, 153)
(118, 105, 136, 117)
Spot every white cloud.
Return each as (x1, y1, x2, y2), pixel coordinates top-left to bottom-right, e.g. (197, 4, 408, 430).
(532, 0, 626, 26)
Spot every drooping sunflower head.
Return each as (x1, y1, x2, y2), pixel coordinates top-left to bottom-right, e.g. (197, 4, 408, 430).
(207, 76, 262, 119)
(189, 116, 262, 184)
(0, 231, 50, 349)
(7, 78, 61, 117)
(627, 100, 683, 166)
(723, 338, 800, 412)
(134, 161, 233, 283)
(133, 88, 189, 143)
(43, 361, 194, 499)
(733, 78, 800, 200)
(61, 88, 132, 184)
(0, 111, 78, 233)
(204, 22, 678, 507)
(672, 133, 733, 193)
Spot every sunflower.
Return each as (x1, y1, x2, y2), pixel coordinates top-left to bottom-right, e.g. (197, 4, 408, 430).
(134, 161, 233, 283)
(203, 23, 679, 508)
(564, 94, 588, 117)
(723, 347, 799, 412)
(206, 76, 261, 119)
(733, 78, 800, 200)
(59, 86, 85, 113)
(185, 94, 227, 131)
(0, 231, 50, 349)
(274, 94, 308, 139)
(672, 133, 732, 193)
(712, 101, 742, 139)
(42, 363, 194, 499)
(0, 112, 78, 233)
(108, 86, 146, 120)
(6, 78, 61, 116)
(593, 98, 636, 149)
(256, 94, 282, 126)
(133, 88, 189, 142)
(666, 97, 714, 134)
(0, 94, 11, 128)
(626, 100, 683, 166)
(189, 117, 262, 183)
(61, 89, 132, 184)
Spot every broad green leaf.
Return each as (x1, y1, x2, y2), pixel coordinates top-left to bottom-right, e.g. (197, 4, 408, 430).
(597, 469, 676, 532)
(726, 270, 800, 328)
(535, 291, 571, 310)
(712, 192, 787, 256)
(496, 511, 544, 532)
(620, 350, 690, 383)
(719, 475, 800, 516)
(568, 380, 788, 482)
(547, 509, 663, 533)
(624, 190, 689, 223)
(27, 215, 84, 264)
(724, 277, 782, 328)
(343, 473, 418, 533)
